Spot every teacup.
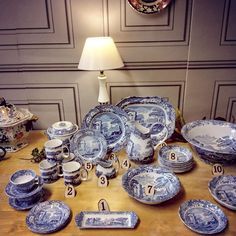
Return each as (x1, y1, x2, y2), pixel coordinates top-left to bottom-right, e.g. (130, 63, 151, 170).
(10, 169, 38, 192)
(39, 159, 60, 183)
(62, 161, 87, 186)
(44, 139, 69, 163)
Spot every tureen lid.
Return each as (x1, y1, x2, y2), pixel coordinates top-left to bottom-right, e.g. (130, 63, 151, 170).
(47, 121, 78, 136)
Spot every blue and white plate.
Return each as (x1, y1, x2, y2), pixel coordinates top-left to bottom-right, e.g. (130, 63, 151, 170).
(70, 129, 107, 164)
(208, 175, 236, 210)
(8, 189, 44, 211)
(116, 96, 175, 147)
(5, 176, 43, 199)
(122, 165, 181, 204)
(82, 104, 130, 152)
(26, 200, 71, 234)
(179, 199, 228, 234)
(75, 211, 139, 229)
(181, 120, 236, 164)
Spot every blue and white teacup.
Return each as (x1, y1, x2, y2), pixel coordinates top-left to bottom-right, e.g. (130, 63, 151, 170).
(44, 139, 69, 163)
(62, 161, 87, 186)
(39, 159, 60, 183)
(10, 169, 39, 192)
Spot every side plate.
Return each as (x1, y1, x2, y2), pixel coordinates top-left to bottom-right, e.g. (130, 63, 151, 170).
(75, 211, 139, 229)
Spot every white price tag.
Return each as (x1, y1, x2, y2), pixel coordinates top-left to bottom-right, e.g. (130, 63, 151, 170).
(212, 164, 224, 176)
(98, 174, 108, 187)
(168, 152, 177, 161)
(65, 184, 76, 198)
(98, 199, 110, 212)
(121, 159, 131, 170)
(144, 184, 155, 196)
(84, 161, 93, 171)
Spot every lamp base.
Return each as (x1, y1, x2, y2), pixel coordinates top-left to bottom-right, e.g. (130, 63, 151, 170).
(98, 72, 109, 104)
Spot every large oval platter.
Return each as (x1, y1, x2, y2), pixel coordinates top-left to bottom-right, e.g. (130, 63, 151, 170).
(116, 96, 175, 147)
(179, 199, 228, 234)
(82, 104, 130, 153)
(122, 165, 181, 204)
(70, 129, 107, 164)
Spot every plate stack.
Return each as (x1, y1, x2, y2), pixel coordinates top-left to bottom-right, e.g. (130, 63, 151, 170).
(5, 169, 44, 210)
(158, 145, 194, 173)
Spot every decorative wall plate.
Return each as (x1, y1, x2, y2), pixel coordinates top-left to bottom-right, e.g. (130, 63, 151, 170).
(75, 211, 139, 229)
(70, 129, 107, 164)
(26, 200, 71, 234)
(208, 175, 236, 210)
(128, 0, 172, 14)
(82, 105, 130, 152)
(122, 165, 181, 204)
(116, 96, 175, 146)
(179, 199, 228, 234)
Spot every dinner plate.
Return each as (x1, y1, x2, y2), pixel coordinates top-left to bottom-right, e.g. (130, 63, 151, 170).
(5, 176, 43, 199)
(70, 129, 107, 164)
(116, 96, 175, 146)
(122, 165, 181, 204)
(75, 211, 139, 229)
(128, 0, 172, 14)
(82, 104, 130, 152)
(208, 175, 236, 210)
(179, 199, 228, 234)
(26, 200, 71, 234)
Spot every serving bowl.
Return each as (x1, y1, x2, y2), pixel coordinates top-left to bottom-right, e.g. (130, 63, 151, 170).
(122, 165, 181, 204)
(181, 119, 236, 164)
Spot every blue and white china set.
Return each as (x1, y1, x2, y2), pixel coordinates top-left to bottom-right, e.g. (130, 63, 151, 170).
(4, 96, 236, 233)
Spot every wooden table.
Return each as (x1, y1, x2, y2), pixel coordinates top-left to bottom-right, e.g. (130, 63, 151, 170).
(0, 131, 235, 236)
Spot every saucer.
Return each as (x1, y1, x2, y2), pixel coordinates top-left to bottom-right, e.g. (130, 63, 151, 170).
(5, 176, 43, 199)
(8, 189, 44, 211)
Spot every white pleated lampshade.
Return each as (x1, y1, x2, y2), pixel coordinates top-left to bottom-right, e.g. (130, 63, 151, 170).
(78, 37, 124, 71)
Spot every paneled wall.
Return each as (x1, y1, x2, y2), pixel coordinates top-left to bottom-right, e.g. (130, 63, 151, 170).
(0, 0, 236, 129)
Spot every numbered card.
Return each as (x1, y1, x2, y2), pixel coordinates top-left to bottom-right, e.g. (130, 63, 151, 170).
(98, 174, 108, 187)
(212, 164, 224, 176)
(65, 184, 76, 198)
(98, 199, 110, 212)
(108, 152, 117, 161)
(84, 161, 93, 171)
(144, 184, 155, 196)
(168, 152, 178, 161)
(121, 159, 131, 170)
(159, 142, 167, 148)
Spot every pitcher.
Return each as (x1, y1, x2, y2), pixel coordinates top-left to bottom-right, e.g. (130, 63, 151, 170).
(126, 122, 154, 164)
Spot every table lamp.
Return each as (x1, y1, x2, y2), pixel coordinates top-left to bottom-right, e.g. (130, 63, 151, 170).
(78, 37, 124, 104)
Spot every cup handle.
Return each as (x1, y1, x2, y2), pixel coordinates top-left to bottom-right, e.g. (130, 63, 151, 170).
(80, 168, 88, 181)
(57, 164, 64, 177)
(62, 145, 70, 158)
(0, 146, 6, 158)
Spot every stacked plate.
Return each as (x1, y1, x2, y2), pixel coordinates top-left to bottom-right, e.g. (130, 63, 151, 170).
(208, 175, 236, 210)
(5, 176, 44, 211)
(158, 145, 194, 173)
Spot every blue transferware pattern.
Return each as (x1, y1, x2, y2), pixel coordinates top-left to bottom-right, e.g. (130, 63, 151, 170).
(82, 105, 130, 152)
(122, 165, 181, 204)
(75, 211, 139, 229)
(26, 200, 71, 234)
(179, 199, 228, 234)
(70, 128, 107, 164)
(181, 120, 236, 154)
(116, 96, 175, 146)
(208, 175, 236, 210)
(5, 176, 43, 199)
(8, 189, 44, 211)
(47, 121, 78, 136)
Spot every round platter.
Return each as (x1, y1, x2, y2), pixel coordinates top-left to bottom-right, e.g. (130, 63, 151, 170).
(208, 175, 236, 210)
(26, 200, 71, 234)
(82, 104, 130, 152)
(179, 199, 228, 234)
